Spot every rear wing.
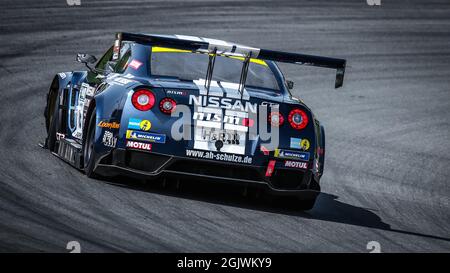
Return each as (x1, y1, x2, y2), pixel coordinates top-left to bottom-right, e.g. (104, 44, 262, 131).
(117, 32, 346, 88)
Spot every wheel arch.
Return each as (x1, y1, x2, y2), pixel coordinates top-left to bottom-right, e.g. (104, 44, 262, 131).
(319, 124, 326, 176)
(45, 72, 77, 132)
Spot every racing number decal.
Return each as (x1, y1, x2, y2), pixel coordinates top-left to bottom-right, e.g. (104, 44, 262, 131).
(71, 83, 95, 139)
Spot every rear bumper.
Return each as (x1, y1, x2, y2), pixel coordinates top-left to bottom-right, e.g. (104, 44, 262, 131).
(94, 148, 320, 198)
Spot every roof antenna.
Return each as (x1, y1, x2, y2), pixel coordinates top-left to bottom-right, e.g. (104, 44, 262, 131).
(205, 47, 217, 98)
(238, 53, 251, 100)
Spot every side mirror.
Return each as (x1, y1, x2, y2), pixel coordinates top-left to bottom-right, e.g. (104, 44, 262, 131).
(286, 80, 294, 90)
(106, 61, 116, 72)
(76, 53, 97, 73)
(76, 53, 97, 64)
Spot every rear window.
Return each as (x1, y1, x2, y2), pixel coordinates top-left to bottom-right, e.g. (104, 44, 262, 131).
(150, 47, 280, 91)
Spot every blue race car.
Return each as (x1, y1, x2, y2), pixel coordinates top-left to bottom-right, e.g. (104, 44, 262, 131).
(43, 33, 346, 210)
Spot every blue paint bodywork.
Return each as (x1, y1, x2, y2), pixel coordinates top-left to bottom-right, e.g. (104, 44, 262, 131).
(46, 41, 326, 193)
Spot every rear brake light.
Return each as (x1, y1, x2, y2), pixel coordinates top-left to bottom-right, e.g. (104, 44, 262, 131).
(242, 118, 254, 127)
(132, 89, 155, 111)
(288, 109, 308, 130)
(159, 97, 177, 114)
(269, 112, 284, 127)
(265, 160, 276, 177)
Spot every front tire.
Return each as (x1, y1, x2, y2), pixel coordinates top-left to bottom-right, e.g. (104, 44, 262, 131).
(83, 110, 98, 178)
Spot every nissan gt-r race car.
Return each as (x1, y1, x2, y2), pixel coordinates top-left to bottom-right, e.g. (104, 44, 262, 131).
(43, 32, 346, 210)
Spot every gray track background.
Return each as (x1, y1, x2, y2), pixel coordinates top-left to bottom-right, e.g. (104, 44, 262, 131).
(0, 0, 449, 252)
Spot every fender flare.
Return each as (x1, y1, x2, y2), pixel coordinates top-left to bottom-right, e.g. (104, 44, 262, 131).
(44, 73, 72, 132)
(319, 125, 326, 176)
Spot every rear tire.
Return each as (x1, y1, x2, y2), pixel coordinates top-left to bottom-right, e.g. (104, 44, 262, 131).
(83, 110, 98, 178)
(47, 98, 60, 152)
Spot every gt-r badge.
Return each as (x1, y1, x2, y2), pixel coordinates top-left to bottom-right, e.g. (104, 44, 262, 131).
(166, 89, 187, 96)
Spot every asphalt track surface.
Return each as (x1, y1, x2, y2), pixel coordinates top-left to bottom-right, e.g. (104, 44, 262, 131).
(0, 0, 449, 252)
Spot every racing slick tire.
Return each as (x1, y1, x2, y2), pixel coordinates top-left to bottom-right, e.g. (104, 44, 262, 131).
(83, 109, 98, 178)
(46, 97, 61, 152)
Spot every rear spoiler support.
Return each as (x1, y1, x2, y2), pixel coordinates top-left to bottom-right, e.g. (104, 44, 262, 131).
(238, 54, 251, 99)
(204, 48, 217, 96)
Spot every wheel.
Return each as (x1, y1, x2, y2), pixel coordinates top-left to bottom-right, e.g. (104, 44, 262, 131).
(46, 96, 61, 152)
(82, 109, 98, 178)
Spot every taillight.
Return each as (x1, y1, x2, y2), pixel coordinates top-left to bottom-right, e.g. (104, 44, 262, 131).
(269, 112, 284, 127)
(288, 109, 308, 130)
(242, 118, 254, 127)
(159, 97, 177, 114)
(132, 89, 155, 111)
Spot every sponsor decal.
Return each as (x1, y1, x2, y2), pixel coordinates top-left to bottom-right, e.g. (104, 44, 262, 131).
(128, 118, 151, 131)
(126, 141, 152, 151)
(126, 130, 166, 143)
(97, 120, 120, 129)
(85, 85, 96, 97)
(202, 130, 240, 145)
(71, 83, 91, 139)
(191, 105, 250, 155)
(166, 89, 187, 96)
(290, 137, 310, 151)
(188, 82, 274, 156)
(284, 160, 308, 169)
(190, 95, 258, 114)
(185, 149, 252, 164)
(102, 130, 117, 148)
(58, 72, 66, 79)
(128, 59, 143, 70)
(274, 149, 310, 161)
(193, 112, 251, 131)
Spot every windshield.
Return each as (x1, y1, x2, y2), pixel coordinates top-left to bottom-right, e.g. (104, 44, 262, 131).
(149, 47, 280, 91)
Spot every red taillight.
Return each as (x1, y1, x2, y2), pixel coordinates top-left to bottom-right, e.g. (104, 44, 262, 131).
(265, 160, 276, 177)
(132, 89, 155, 111)
(242, 118, 254, 127)
(288, 109, 308, 130)
(159, 97, 177, 114)
(269, 112, 284, 127)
